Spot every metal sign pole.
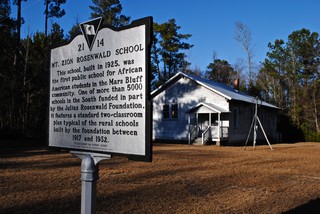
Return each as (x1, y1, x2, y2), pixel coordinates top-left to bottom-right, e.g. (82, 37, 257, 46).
(244, 97, 273, 151)
(72, 151, 111, 214)
(253, 98, 258, 149)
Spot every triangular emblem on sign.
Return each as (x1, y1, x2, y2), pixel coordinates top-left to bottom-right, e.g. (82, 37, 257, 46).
(79, 17, 102, 51)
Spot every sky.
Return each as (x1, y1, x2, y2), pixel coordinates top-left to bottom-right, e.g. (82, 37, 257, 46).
(12, 0, 320, 71)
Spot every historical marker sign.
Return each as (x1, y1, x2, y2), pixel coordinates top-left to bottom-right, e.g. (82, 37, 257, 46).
(49, 17, 152, 162)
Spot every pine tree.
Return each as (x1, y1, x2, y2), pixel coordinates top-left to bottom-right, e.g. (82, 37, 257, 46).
(152, 19, 193, 88)
(90, 0, 130, 27)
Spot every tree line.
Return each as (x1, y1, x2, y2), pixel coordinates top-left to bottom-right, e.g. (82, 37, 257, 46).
(203, 24, 320, 142)
(258, 29, 320, 141)
(0, 0, 319, 141)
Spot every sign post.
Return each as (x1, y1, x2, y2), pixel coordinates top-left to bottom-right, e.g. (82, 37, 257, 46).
(71, 151, 111, 214)
(49, 16, 153, 213)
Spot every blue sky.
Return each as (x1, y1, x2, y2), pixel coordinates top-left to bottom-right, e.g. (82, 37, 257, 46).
(13, 0, 320, 71)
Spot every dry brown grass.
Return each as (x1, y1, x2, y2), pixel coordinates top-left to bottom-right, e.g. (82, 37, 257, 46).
(1, 142, 320, 213)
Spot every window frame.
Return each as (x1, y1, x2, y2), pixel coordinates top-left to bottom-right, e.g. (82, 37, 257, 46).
(162, 103, 179, 120)
(162, 104, 170, 119)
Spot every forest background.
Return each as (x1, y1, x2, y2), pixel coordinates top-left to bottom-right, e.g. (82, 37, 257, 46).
(0, 0, 319, 141)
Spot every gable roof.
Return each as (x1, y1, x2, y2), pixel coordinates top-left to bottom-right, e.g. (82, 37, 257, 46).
(187, 102, 230, 113)
(151, 72, 278, 109)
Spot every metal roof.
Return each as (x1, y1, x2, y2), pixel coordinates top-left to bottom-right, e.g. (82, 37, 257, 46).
(151, 72, 279, 109)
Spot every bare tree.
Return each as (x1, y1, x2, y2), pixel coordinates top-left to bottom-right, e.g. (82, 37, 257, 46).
(212, 50, 218, 62)
(233, 58, 246, 90)
(234, 21, 255, 85)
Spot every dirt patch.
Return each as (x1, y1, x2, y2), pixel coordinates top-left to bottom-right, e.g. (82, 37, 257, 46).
(1, 142, 320, 213)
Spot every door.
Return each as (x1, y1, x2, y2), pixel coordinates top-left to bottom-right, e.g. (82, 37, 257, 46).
(198, 113, 209, 136)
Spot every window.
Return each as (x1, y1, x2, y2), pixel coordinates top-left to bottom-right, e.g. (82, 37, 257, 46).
(171, 104, 178, 119)
(162, 103, 178, 120)
(163, 104, 170, 119)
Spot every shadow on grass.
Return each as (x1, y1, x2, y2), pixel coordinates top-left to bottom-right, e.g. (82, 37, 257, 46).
(0, 196, 81, 214)
(282, 198, 320, 214)
(0, 138, 69, 158)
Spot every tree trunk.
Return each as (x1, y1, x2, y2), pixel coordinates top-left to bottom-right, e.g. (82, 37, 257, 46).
(45, 0, 49, 36)
(313, 89, 319, 133)
(17, 0, 21, 47)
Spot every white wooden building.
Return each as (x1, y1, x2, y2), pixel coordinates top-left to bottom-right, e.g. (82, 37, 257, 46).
(151, 72, 279, 145)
